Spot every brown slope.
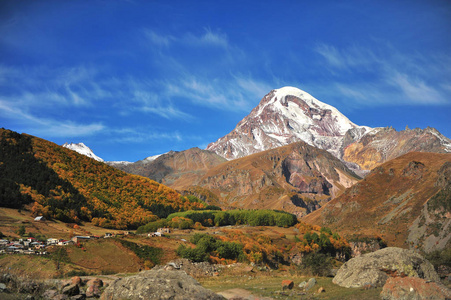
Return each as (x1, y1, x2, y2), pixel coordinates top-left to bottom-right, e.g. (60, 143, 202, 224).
(342, 126, 451, 171)
(197, 141, 360, 217)
(114, 147, 227, 190)
(0, 128, 205, 229)
(303, 152, 451, 252)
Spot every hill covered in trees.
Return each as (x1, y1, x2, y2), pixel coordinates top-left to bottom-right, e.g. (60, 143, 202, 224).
(0, 128, 206, 229)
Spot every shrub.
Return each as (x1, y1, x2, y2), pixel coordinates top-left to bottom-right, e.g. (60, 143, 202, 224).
(196, 235, 217, 253)
(168, 216, 193, 229)
(167, 209, 297, 228)
(181, 234, 244, 262)
(177, 245, 208, 262)
(17, 225, 26, 236)
(136, 219, 168, 234)
(117, 239, 163, 265)
(301, 252, 333, 276)
(425, 248, 451, 270)
(66, 270, 92, 277)
(216, 241, 243, 260)
(190, 233, 209, 245)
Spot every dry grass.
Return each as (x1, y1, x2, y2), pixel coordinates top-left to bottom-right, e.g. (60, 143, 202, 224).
(66, 239, 141, 274)
(199, 273, 382, 300)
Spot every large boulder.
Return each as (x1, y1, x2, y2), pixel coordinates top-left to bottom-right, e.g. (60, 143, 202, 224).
(333, 247, 439, 288)
(381, 277, 451, 300)
(100, 269, 225, 300)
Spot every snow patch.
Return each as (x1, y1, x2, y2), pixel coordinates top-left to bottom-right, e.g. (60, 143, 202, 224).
(62, 142, 104, 162)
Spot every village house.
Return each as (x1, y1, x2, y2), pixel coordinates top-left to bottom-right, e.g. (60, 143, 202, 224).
(157, 228, 171, 234)
(58, 239, 73, 246)
(6, 245, 21, 253)
(47, 238, 59, 245)
(148, 232, 162, 237)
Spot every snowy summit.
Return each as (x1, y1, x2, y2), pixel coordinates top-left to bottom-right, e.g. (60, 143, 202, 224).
(207, 86, 372, 160)
(62, 142, 104, 162)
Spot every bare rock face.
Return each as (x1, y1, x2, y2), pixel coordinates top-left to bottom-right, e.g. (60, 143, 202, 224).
(207, 86, 365, 160)
(342, 126, 451, 171)
(110, 148, 227, 190)
(333, 247, 439, 288)
(199, 141, 360, 216)
(381, 277, 451, 300)
(100, 269, 225, 300)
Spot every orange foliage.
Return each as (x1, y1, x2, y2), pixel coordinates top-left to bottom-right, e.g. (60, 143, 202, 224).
(23, 134, 206, 229)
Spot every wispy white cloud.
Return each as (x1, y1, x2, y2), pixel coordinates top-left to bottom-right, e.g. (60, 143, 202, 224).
(159, 74, 270, 112)
(143, 30, 174, 47)
(0, 98, 104, 137)
(315, 44, 346, 69)
(389, 72, 446, 104)
(314, 43, 451, 106)
(131, 89, 192, 119)
(144, 28, 229, 49)
(110, 128, 182, 143)
(185, 28, 229, 48)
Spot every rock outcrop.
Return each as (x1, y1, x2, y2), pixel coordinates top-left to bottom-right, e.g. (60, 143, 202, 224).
(342, 126, 451, 171)
(152, 258, 221, 278)
(381, 277, 451, 300)
(100, 269, 225, 300)
(332, 247, 439, 288)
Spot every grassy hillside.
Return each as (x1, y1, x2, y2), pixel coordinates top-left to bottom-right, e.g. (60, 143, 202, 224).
(303, 152, 451, 252)
(0, 129, 206, 229)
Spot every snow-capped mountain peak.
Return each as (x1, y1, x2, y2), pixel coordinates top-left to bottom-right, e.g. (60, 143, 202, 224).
(143, 153, 166, 162)
(207, 86, 371, 160)
(62, 142, 104, 162)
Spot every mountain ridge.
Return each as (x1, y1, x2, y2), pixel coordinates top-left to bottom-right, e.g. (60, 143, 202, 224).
(302, 151, 451, 252)
(197, 140, 361, 217)
(207, 86, 451, 174)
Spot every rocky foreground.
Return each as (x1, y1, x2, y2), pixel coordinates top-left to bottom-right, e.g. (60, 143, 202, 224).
(101, 269, 224, 300)
(0, 247, 450, 299)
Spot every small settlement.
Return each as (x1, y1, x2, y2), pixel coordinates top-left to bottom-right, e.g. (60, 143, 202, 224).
(0, 224, 171, 255)
(0, 233, 114, 255)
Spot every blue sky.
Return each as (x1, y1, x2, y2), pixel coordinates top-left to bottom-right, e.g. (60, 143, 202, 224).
(1, 0, 450, 162)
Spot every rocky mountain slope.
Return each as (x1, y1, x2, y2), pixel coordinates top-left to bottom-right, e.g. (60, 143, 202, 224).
(207, 86, 371, 161)
(303, 151, 451, 252)
(196, 141, 360, 217)
(207, 86, 451, 174)
(342, 126, 451, 171)
(111, 148, 227, 190)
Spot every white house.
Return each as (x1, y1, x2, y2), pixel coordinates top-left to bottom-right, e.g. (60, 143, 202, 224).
(47, 238, 59, 245)
(148, 232, 162, 237)
(157, 228, 171, 234)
